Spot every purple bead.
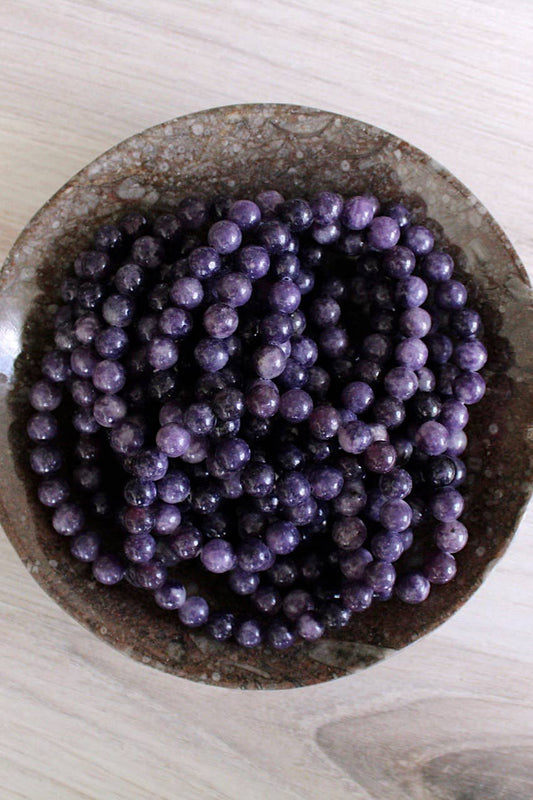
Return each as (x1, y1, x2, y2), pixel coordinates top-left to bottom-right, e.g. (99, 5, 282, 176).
(370, 531, 404, 562)
(453, 371, 486, 404)
(384, 367, 418, 401)
(70, 531, 100, 562)
(159, 307, 193, 339)
(130, 448, 168, 481)
(154, 503, 181, 535)
(319, 326, 348, 358)
(207, 612, 235, 641)
(228, 568, 260, 595)
(279, 198, 313, 232)
(171, 525, 202, 560)
(216, 272, 252, 308)
(308, 467, 344, 501)
(92, 554, 125, 585)
(380, 498, 412, 532)
(399, 308, 432, 338)
(423, 251, 454, 282)
(92, 360, 126, 394)
(309, 296, 341, 327)
(308, 405, 340, 440)
(426, 333, 453, 365)
(332, 516, 367, 550)
(52, 502, 84, 535)
(341, 195, 376, 230)
(435, 279, 467, 309)
(178, 196, 208, 229)
(403, 225, 434, 255)
(170, 276, 204, 309)
(430, 488, 464, 521)
(396, 276, 428, 308)
(228, 199, 261, 230)
(95, 327, 129, 360)
(109, 420, 144, 455)
(252, 585, 282, 615)
(453, 340, 487, 372)
(38, 477, 70, 507)
(179, 596, 209, 627)
(450, 308, 481, 339)
(237, 538, 273, 572)
(27, 412, 58, 442)
(310, 191, 343, 225)
(265, 521, 300, 555)
(154, 581, 186, 610)
(364, 442, 397, 473)
(253, 344, 286, 379)
(203, 303, 239, 339)
(395, 571, 430, 603)
(333, 479, 367, 517)
(74, 250, 111, 279)
(311, 221, 341, 244)
(241, 462, 275, 497)
(157, 470, 190, 504)
(342, 581, 373, 612)
(255, 189, 284, 217)
(396, 338, 428, 370)
(277, 471, 311, 508)
(246, 380, 280, 418)
(131, 236, 164, 269)
(132, 560, 168, 590)
(237, 245, 270, 280)
(200, 539, 236, 573)
(41, 349, 72, 382)
(102, 294, 134, 328)
(187, 246, 220, 280)
(424, 551, 457, 584)
(70, 347, 98, 378)
(415, 420, 449, 455)
(92, 394, 127, 427)
(155, 424, 191, 458)
(215, 438, 251, 471)
(434, 520, 468, 553)
(338, 421, 372, 454)
(367, 216, 400, 250)
(267, 622, 295, 650)
(194, 338, 229, 372)
(124, 533, 156, 564)
(439, 399, 469, 431)
(341, 382, 374, 414)
(290, 336, 318, 367)
(235, 619, 263, 648)
(114, 262, 144, 296)
(279, 388, 313, 422)
(364, 561, 396, 592)
(446, 429, 467, 456)
(269, 280, 301, 314)
(256, 220, 291, 254)
(307, 367, 330, 398)
(296, 613, 324, 641)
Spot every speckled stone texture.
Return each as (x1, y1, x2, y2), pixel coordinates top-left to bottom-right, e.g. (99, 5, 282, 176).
(1, 103, 532, 689)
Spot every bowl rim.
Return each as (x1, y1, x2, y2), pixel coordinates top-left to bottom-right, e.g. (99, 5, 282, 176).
(1, 102, 532, 689)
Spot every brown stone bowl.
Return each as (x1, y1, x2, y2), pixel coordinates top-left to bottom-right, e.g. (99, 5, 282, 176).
(1, 103, 532, 689)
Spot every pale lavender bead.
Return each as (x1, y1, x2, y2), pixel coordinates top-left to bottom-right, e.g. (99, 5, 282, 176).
(367, 216, 400, 250)
(453, 340, 487, 372)
(338, 420, 372, 454)
(417, 367, 436, 392)
(253, 345, 286, 379)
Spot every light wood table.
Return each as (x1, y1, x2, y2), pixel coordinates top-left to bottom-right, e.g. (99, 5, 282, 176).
(1, 2, 532, 798)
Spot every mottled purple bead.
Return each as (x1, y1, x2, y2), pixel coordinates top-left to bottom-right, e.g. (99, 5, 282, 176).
(256, 220, 291, 254)
(154, 581, 186, 610)
(70, 531, 100, 562)
(341, 195, 376, 230)
(279, 388, 313, 422)
(395, 571, 430, 603)
(179, 596, 209, 627)
(415, 420, 449, 455)
(367, 216, 400, 250)
(200, 539, 236, 573)
(92, 554, 125, 585)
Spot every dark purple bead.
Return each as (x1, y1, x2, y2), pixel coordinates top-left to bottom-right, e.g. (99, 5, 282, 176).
(256, 220, 291, 254)
(92, 554, 125, 585)
(70, 531, 100, 562)
(395, 571, 430, 603)
(178, 596, 209, 627)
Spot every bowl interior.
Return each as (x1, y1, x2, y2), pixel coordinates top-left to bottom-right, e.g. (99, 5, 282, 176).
(1, 103, 532, 689)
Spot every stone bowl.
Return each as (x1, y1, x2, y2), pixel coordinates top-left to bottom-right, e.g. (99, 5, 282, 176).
(1, 103, 532, 690)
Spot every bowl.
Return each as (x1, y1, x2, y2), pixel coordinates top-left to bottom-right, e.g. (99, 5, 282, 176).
(1, 103, 532, 689)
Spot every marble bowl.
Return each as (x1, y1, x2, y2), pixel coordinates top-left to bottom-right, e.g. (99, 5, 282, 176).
(1, 104, 532, 689)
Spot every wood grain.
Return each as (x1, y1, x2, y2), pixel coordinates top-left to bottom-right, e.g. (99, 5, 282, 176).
(1, 2, 533, 798)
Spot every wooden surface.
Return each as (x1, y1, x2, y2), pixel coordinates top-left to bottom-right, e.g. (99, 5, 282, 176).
(1, 2, 533, 798)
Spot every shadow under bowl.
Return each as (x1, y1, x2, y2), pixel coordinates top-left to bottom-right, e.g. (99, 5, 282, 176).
(1, 103, 532, 689)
